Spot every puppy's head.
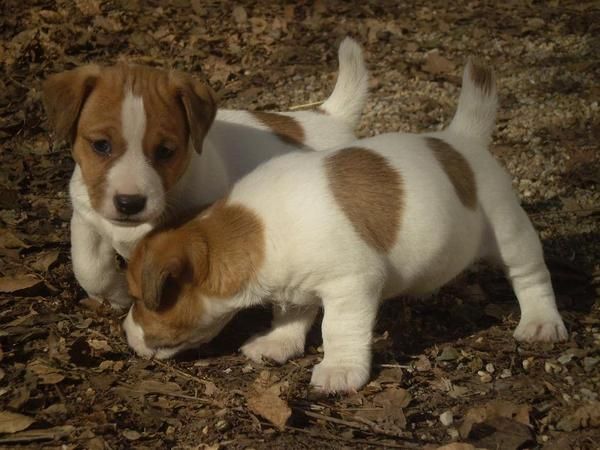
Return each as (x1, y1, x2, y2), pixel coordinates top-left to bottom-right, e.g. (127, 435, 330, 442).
(123, 202, 264, 359)
(42, 64, 217, 225)
(123, 224, 229, 359)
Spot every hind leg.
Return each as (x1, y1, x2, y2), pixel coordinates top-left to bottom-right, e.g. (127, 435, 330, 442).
(486, 205, 567, 342)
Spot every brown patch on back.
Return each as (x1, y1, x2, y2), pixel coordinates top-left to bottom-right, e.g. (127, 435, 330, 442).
(469, 59, 494, 95)
(43, 64, 217, 211)
(426, 137, 478, 209)
(250, 111, 305, 147)
(127, 201, 264, 347)
(326, 147, 403, 252)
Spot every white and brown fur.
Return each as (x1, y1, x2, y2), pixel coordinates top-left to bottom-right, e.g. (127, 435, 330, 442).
(123, 60, 567, 392)
(42, 38, 368, 309)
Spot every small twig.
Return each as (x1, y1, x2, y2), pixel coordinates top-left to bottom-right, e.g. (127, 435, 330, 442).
(529, 207, 600, 219)
(304, 409, 367, 429)
(152, 359, 214, 388)
(116, 381, 221, 407)
(286, 424, 419, 449)
(378, 363, 412, 369)
(289, 100, 324, 111)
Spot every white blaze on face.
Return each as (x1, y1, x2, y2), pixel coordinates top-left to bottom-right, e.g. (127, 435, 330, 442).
(102, 90, 165, 222)
(123, 308, 155, 358)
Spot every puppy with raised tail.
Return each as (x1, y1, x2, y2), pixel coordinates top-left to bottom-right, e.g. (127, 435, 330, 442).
(42, 38, 368, 309)
(124, 60, 567, 392)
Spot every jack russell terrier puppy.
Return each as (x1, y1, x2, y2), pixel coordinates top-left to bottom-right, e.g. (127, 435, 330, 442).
(123, 60, 568, 392)
(42, 38, 368, 309)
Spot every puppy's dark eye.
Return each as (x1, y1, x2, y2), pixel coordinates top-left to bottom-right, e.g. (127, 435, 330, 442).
(155, 145, 175, 161)
(91, 139, 112, 156)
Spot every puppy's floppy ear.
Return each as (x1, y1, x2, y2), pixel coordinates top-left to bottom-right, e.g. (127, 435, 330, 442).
(141, 254, 186, 311)
(42, 65, 101, 143)
(170, 71, 217, 154)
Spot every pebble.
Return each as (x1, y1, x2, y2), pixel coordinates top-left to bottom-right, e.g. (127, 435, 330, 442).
(478, 370, 493, 383)
(437, 346, 459, 361)
(557, 353, 574, 365)
(500, 368, 512, 379)
(544, 361, 561, 374)
(440, 410, 453, 426)
(447, 427, 460, 439)
(485, 363, 495, 373)
(583, 356, 599, 372)
(522, 359, 532, 371)
(216, 420, 230, 432)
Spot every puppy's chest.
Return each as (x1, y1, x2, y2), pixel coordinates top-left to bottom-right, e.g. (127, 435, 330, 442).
(269, 287, 317, 307)
(99, 222, 152, 260)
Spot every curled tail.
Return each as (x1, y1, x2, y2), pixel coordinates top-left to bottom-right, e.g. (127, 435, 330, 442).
(448, 58, 497, 143)
(320, 37, 368, 129)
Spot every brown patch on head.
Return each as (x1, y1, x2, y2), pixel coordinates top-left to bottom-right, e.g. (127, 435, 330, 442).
(250, 111, 305, 147)
(42, 64, 217, 211)
(127, 201, 264, 348)
(326, 147, 403, 252)
(426, 137, 477, 209)
(468, 58, 494, 95)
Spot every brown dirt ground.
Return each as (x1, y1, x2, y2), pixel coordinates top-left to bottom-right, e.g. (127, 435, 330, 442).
(1, 1, 599, 449)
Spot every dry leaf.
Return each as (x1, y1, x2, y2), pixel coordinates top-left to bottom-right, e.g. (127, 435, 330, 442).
(31, 250, 59, 272)
(460, 400, 530, 438)
(246, 384, 291, 431)
(27, 360, 65, 385)
(436, 444, 476, 450)
(75, 0, 101, 16)
(0, 230, 28, 249)
(138, 380, 182, 395)
(0, 411, 35, 434)
(556, 402, 600, 431)
(0, 274, 45, 295)
(88, 339, 112, 354)
(422, 50, 455, 75)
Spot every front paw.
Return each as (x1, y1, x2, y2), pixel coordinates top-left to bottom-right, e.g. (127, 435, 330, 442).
(241, 332, 304, 364)
(514, 311, 568, 342)
(89, 293, 132, 311)
(310, 360, 370, 393)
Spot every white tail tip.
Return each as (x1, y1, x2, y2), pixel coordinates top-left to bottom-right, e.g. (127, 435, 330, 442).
(320, 37, 368, 129)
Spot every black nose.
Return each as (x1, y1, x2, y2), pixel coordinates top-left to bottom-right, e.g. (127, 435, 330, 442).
(113, 194, 147, 215)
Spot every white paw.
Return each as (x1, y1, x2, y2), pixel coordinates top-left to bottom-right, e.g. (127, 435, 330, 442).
(514, 311, 568, 342)
(310, 361, 370, 393)
(241, 332, 304, 364)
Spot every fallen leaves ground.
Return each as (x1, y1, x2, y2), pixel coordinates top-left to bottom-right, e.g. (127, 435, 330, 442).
(1, 0, 599, 448)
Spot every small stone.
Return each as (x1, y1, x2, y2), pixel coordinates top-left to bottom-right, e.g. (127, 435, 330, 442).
(544, 361, 561, 374)
(437, 346, 459, 361)
(242, 364, 254, 374)
(522, 359, 532, 371)
(440, 410, 453, 426)
(447, 427, 460, 439)
(98, 361, 113, 371)
(500, 368, 512, 379)
(485, 363, 495, 373)
(123, 430, 141, 441)
(477, 370, 492, 383)
(583, 357, 599, 372)
(415, 355, 432, 372)
(580, 388, 598, 401)
(232, 6, 247, 24)
(215, 420, 230, 432)
(557, 353, 574, 365)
